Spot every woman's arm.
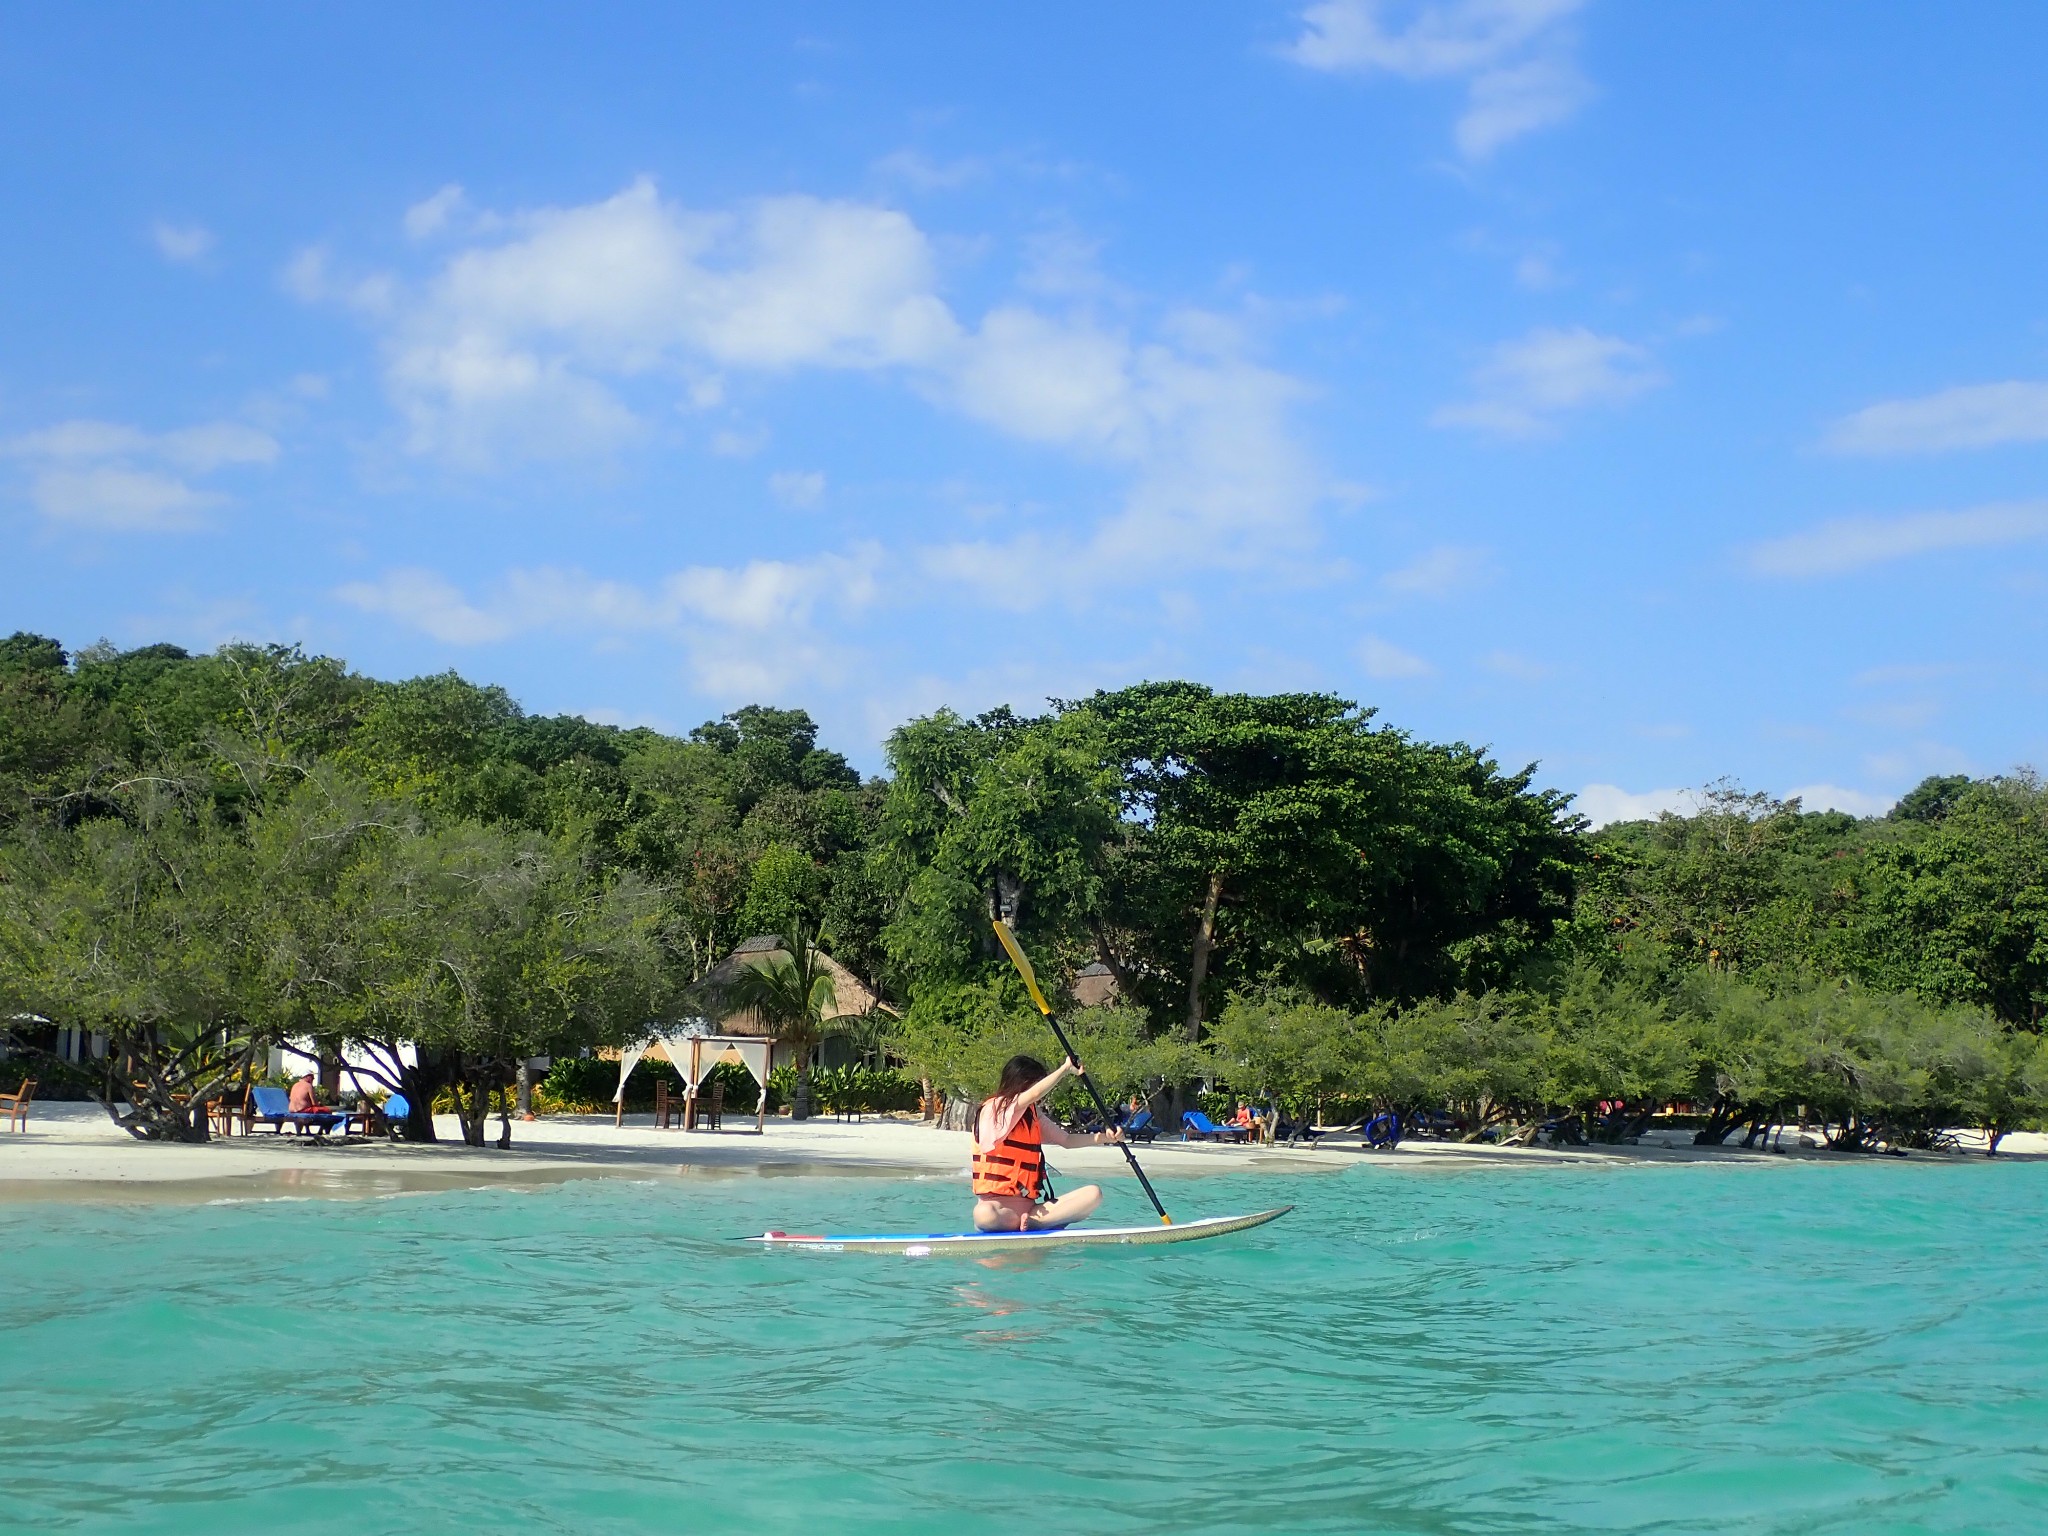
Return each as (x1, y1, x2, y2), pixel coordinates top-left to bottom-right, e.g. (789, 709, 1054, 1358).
(1040, 1117, 1125, 1148)
(1011, 1059, 1078, 1115)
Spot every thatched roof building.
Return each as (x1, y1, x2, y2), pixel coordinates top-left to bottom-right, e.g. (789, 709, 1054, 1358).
(1071, 962, 1121, 1009)
(690, 935, 883, 1038)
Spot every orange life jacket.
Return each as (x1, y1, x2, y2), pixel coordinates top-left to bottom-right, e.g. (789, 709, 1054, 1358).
(972, 1105, 1045, 1200)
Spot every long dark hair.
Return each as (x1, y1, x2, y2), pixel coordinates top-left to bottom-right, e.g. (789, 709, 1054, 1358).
(978, 1054, 1047, 1135)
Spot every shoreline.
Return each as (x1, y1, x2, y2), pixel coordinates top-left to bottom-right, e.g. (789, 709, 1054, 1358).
(1, 1102, 2040, 1205)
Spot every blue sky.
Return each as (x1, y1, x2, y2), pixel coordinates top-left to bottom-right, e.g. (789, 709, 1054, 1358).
(6, 2, 2048, 820)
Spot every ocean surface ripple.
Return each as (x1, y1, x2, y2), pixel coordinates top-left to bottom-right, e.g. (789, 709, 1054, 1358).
(2, 1159, 2043, 1534)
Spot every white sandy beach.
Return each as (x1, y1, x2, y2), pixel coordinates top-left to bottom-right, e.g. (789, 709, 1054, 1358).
(2, 1101, 2038, 1200)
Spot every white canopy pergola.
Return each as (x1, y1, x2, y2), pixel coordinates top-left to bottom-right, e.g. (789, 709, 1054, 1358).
(613, 1020, 772, 1133)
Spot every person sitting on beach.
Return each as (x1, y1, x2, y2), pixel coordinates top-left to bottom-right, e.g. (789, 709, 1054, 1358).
(287, 1073, 320, 1114)
(1231, 1101, 1256, 1131)
(971, 1055, 1124, 1233)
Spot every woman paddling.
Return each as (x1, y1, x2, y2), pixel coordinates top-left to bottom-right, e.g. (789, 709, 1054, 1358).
(972, 1054, 1125, 1232)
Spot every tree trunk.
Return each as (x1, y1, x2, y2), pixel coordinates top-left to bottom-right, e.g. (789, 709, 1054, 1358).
(939, 1091, 976, 1132)
(400, 1063, 441, 1142)
(992, 869, 1024, 929)
(1184, 871, 1224, 1042)
(1692, 1098, 1745, 1145)
(458, 1066, 491, 1147)
(496, 1080, 514, 1149)
(393, 1052, 452, 1143)
(516, 1059, 534, 1121)
(791, 1052, 813, 1121)
(1087, 919, 1139, 1001)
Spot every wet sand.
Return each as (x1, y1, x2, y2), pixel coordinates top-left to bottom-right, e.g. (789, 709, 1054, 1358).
(1, 1101, 2035, 1203)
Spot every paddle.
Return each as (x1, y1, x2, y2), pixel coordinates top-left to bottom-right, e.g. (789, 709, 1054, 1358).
(991, 919, 1173, 1225)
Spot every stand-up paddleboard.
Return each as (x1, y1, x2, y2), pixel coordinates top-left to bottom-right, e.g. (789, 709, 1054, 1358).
(747, 1206, 1290, 1256)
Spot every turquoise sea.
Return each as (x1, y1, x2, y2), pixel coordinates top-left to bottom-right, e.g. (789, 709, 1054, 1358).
(2, 1159, 2043, 1534)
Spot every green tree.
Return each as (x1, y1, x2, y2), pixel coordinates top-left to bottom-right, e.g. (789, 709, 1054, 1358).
(879, 706, 1121, 990)
(0, 779, 268, 1140)
(1855, 775, 2048, 1024)
(1077, 682, 1582, 1034)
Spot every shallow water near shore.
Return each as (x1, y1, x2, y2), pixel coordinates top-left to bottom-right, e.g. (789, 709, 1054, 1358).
(2, 1160, 2043, 1534)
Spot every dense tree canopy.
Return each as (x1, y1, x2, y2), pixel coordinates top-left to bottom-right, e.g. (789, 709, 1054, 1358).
(1, 628, 2042, 1148)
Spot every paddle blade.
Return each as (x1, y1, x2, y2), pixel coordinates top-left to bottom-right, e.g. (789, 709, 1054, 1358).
(991, 919, 1053, 1015)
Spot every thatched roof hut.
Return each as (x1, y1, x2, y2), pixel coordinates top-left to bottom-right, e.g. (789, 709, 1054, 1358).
(1071, 962, 1121, 1009)
(690, 934, 883, 1038)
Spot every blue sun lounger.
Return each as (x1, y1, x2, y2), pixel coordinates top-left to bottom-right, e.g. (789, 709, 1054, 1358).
(249, 1085, 355, 1136)
(1182, 1110, 1253, 1142)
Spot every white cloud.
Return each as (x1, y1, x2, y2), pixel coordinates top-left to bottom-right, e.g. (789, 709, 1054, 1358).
(1824, 381, 2048, 456)
(950, 307, 1138, 450)
(1455, 49, 1590, 158)
(2, 417, 278, 532)
(152, 221, 214, 262)
(1575, 779, 1894, 827)
(335, 567, 516, 644)
(871, 149, 987, 191)
(1852, 662, 1953, 687)
(282, 245, 396, 315)
(1785, 783, 1894, 818)
(1283, 0, 1589, 158)
(155, 422, 280, 472)
(1573, 783, 1691, 826)
(404, 184, 470, 239)
(1433, 325, 1662, 438)
(300, 179, 1333, 586)
(336, 547, 884, 694)
(916, 533, 1064, 612)
(768, 469, 826, 508)
(1478, 648, 1550, 680)
(709, 425, 770, 458)
(1358, 634, 1434, 678)
(1747, 501, 2048, 578)
(1382, 543, 1495, 596)
(348, 547, 886, 700)
(27, 468, 218, 531)
(306, 180, 956, 464)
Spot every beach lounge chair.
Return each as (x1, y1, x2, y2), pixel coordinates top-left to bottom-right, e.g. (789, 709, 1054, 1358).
(1363, 1111, 1402, 1149)
(1, 1078, 34, 1132)
(1404, 1109, 1458, 1140)
(1283, 1116, 1366, 1146)
(1182, 1110, 1252, 1143)
(371, 1092, 411, 1139)
(249, 1085, 352, 1136)
(1124, 1108, 1157, 1143)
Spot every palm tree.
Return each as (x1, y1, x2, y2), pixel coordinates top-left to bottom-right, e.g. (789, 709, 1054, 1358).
(724, 926, 839, 1120)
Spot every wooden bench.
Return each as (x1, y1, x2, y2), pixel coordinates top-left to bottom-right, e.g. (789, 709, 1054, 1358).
(1, 1078, 34, 1132)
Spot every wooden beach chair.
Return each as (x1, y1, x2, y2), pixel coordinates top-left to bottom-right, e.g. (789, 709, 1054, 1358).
(1, 1078, 34, 1132)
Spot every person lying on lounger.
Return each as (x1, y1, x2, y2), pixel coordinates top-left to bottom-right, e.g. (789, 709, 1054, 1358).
(971, 1055, 1124, 1233)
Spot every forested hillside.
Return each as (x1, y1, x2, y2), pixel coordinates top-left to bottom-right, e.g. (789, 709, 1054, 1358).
(2, 633, 2043, 1149)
